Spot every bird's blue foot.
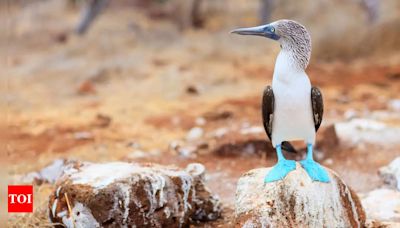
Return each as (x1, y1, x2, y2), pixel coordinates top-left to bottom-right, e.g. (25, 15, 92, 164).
(264, 159, 296, 183)
(264, 144, 296, 183)
(300, 144, 330, 183)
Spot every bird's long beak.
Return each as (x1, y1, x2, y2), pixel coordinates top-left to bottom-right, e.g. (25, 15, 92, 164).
(230, 24, 280, 40)
(230, 25, 267, 37)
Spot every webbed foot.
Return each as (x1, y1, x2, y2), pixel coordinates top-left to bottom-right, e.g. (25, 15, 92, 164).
(300, 143, 330, 183)
(264, 159, 296, 183)
(264, 144, 296, 183)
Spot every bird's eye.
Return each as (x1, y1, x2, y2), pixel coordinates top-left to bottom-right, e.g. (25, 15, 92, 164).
(271, 27, 275, 33)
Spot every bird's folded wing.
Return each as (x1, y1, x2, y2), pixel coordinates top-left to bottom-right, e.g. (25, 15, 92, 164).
(311, 87, 324, 132)
(262, 85, 274, 142)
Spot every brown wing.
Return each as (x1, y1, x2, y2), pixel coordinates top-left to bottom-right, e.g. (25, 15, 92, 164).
(262, 86, 274, 141)
(311, 87, 324, 132)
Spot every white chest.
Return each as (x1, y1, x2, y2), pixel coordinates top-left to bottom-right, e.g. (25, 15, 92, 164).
(269, 51, 316, 145)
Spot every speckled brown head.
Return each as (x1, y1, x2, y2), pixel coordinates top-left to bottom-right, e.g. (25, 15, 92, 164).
(231, 20, 312, 69)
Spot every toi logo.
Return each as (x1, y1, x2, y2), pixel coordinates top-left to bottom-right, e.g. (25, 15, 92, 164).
(8, 185, 33, 213)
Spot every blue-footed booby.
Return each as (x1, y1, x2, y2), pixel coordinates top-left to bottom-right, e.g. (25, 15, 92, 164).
(231, 20, 330, 183)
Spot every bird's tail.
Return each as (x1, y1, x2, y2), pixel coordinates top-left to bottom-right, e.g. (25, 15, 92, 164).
(282, 141, 297, 153)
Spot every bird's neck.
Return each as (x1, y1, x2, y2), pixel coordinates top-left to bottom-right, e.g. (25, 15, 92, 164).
(272, 50, 308, 84)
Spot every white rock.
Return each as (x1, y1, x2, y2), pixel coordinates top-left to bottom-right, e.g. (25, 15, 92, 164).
(195, 117, 206, 126)
(169, 140, 184, 150)
(335, 118, 400, 146)
(186, 127, 204, 141)
(388, 99, 400, 112)
(178, 146, 198, 158)
(73, 131, 93, 140)
(361, 188, 400, 222)
(213, 127, 228, 138)
(126, 149, 148, 159)
(235, 164, 366, 227)
(19, 159, 74, 184)
(61, 202, 100, 228)
(379, 157, 400, 190)
(240, 126, 264, 135)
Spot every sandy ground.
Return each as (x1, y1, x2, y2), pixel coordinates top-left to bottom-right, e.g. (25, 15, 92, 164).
(3, 1, 400, 226)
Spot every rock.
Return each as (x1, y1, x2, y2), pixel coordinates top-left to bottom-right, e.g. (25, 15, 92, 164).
(361, 188, 400, 222)
(365, 220, 400, 228)
(177, 146, 198, 158)
(126, 149, 148, 159)
(195, 117, 206, 126)
(186, 85, 199, 95)
(77, 80, 96, 94)
(334, 118, 400, 146)
(22, 159, 76, 185)
(379, 157, 400, 190)
(48, 162, 221, 227)
(316, 124, 339, 150)
(186, 127, 204, 141)
(73, 131, 93, 140)
(388, 99, 400, 112)
(235, 164, 366, 228)
(92, 114, 112, 128)
(212, 127, 229, 138)
(168, 140, 198, 158)
(240, 126, 264, 135)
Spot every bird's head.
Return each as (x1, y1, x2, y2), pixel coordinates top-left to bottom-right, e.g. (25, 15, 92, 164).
(231, 20, 311, 69)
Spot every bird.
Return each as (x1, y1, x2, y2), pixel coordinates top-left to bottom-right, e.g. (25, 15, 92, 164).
(231, 20, 330, 183)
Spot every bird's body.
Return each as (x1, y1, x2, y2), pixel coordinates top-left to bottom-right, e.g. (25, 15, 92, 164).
(271, 50, 315, 147)
(232, 19, 330, 183)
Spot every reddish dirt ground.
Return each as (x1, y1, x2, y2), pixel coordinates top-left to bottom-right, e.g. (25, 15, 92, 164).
(3, 1, 400, 226)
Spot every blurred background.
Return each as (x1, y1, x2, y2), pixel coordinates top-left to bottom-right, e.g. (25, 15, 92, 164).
(2, 0, 400, 226)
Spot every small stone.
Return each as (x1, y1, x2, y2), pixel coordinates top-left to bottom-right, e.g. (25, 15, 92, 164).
(361, 188, 400, 222)
(92, 114, 112, 128)
(126, 141, 141, 149)
(240, 126, 264, 135)
(235, 164, 366, 227)
(126, 149, 148, 159)
(169, 140, 198, 158)
(178, 146, 198, 158)
(378, 157, 400, 190)
(77, 80, 96, 95)
(186, 85, 199, 95)
(388, 99, 400, 111)
(169, 140, 184, 151)
(195, 117, 206, 126)
(73, 131, 93, 140)
(186, 127, 204, 141)
(324, 158, 334, 165)
(21, 159, 76, 185)
(213, 127, 228, 138)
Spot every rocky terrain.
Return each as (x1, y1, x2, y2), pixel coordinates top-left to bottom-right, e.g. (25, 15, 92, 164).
(3, 0, 400, 227)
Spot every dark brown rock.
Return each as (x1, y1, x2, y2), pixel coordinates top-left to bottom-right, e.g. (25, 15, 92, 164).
(48, 162, 221, 227)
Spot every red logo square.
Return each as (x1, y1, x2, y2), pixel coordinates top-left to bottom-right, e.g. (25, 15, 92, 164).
(8, 185, 33, 213)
